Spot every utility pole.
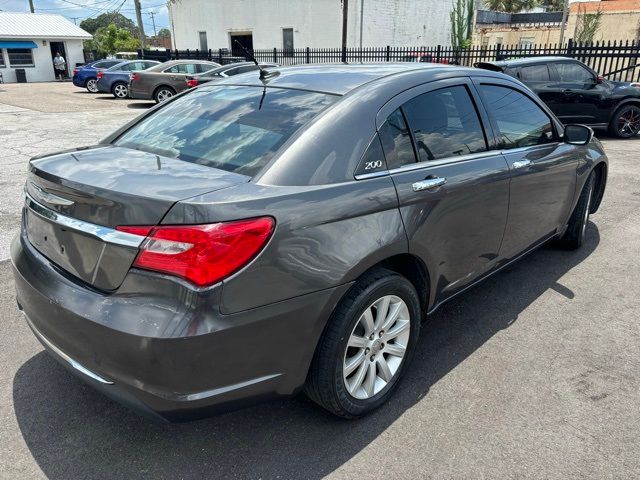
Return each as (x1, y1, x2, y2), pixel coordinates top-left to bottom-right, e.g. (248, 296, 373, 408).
(28, 0, 34, 13)
(341, 0, 348, 61)
(147, 11, 157, 36)
(559, 0, 570, 46)
(359, 0, 364, 49)
(134, 0, 146, 57)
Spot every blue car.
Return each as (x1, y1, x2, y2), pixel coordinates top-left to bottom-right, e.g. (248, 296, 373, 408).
(72, 59, 123, 93)
(96, 60, 161, 98)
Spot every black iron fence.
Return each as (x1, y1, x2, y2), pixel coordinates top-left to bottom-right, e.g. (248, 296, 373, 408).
(139, 39, 640, 82)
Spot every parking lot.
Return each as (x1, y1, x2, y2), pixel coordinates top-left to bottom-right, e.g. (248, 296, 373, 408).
(0, 82, 639, 479)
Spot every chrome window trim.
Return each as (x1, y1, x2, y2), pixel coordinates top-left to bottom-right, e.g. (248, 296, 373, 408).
(354, 149, 504, 180)
(24, 192, 145, 248)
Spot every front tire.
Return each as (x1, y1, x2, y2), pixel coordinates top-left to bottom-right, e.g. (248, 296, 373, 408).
(305, 268, 421, 418)
(557, 172, 595, 250)
(154, 86, 175, 103)
(85, 78, 98, 93)
(609, 104, 640, 138)
(112, 82, 128, 99)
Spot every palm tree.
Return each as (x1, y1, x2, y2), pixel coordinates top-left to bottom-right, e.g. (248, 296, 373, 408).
(483, 0, 539, 13)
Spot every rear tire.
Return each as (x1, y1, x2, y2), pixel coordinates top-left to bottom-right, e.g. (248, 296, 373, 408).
(557, 172, 595, 250)
(112, 82, 128, 99)
(608, 104, 640, 138)
(153, 86, 175, 103)
(85, 78, 98, 93)
(305, 268, 421, 418)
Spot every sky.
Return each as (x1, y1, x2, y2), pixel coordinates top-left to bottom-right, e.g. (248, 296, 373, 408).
(0, 0, 170, 36)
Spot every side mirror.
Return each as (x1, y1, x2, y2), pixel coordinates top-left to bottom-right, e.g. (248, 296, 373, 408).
(596, 74, 605, 84)
(564, 124, 593, 145)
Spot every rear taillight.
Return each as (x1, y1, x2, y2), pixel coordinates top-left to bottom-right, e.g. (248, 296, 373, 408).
(117, 217, 274, 287)
(73, 68, 78, 76)
(130, 72, 140, 82)
(186, 78, 198, 88)
(96, 71, 104, 79)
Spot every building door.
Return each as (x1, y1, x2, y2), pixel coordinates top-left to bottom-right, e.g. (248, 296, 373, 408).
(198, 31, 208, 52)
(230, 33, 253, 56)
(49, 41, 67, 79)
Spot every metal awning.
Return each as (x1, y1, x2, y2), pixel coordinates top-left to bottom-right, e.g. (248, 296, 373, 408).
(0, 41, 38, 49)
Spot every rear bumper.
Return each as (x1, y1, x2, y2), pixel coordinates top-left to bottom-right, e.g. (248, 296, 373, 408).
(11, 232, 350, 421)
(128, 87, 151, 100)
(72, 76, 84, 87)
(96, 78, 110, 93)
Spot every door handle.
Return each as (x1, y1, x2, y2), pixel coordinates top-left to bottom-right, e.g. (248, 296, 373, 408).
(512, 159, 531, 169)
(412, 177, 447, 192)
(562, 89, 575, 95)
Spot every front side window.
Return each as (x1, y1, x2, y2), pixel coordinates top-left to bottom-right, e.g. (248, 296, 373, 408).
(114, 86, 337, 178)
(479, 84, 554, 149)
(402, 85, 487, 161)
(555, 62, 595, 83)
(8, 48, 34, 67)
(378, 108, 417, 169)
(520, 64, 550, 82)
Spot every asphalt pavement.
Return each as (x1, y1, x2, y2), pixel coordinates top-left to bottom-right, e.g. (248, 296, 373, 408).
(0, 83, 639, 480)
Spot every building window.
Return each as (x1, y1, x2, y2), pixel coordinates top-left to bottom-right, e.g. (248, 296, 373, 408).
(519, 37, 535, 48)
(283, 28, 294, 56)
(8, 48, 34, 67)
(198, 31, 208, 52)
(0, 50, 5, 68)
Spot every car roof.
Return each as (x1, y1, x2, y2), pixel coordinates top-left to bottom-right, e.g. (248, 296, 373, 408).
(218, 62, 493, 95)
(477, 56, 578, 70)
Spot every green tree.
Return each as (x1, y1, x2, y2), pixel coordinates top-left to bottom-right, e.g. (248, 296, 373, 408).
(574, 5, 603, 43)
(88, 24, 140, 57)
(482, 0, 539, 13)
(451, 0, 475, 48)
(80, 12, 136, 35)
(157, 28, 171, 38)
(539, 0, 564, 11)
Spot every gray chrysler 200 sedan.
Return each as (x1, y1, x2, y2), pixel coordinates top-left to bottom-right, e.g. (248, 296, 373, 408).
(12, 64, 607, 421)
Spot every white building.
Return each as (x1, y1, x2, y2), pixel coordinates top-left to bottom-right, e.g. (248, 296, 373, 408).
(167, 0, 452, 51)
(0, 12, 91, 83)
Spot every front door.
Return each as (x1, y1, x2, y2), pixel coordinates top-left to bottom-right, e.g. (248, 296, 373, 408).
(49, 41, 67, 79)
(547, 61, 605, 124)
(474, 80, 579, 260)
(380, 79, 511, 304)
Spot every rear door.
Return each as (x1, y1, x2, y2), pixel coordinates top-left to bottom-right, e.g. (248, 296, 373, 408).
(382, 78, 511, 303)
(474, 79, 579, 260)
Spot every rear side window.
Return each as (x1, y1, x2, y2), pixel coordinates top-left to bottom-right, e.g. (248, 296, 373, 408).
(520, 64, 550, 82)
(165, 64, 197, 74)
(196, 63, 215, 73)
(554, 62, 594, 83)
(378, 108, 417, 169)
(114, 86, 337, 178)
(402, 85, 487, 161)
(479, 84, 554, 149)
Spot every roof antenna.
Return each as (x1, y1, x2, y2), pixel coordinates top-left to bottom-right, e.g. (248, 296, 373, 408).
(233, 39, 278, 81)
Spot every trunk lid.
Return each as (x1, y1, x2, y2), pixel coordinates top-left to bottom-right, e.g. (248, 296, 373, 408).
(24, 145, 249, 291)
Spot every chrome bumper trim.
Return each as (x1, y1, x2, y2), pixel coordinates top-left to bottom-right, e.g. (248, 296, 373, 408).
(25, 314, 114, 385)
(24, 191, 145, 248)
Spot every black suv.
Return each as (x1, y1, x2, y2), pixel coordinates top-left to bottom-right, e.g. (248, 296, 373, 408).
(477, 56, 640, 138)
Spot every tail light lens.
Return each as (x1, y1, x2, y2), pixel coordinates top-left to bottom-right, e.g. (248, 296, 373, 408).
(96, 71, 104, 79)
(117, 217, 275, 287)
(73, 68, 78, 76)
(130, 72, 140, 82)
(186, 78, 198, 88)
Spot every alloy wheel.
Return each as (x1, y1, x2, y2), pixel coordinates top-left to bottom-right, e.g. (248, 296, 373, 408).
(581, 182, 594, 241)
(113, 84, 128, 98)
(617, 107, 640, 137)
(86, 79, 98, 93)
(343, 295, 411, 400)
(156, 89, 174, 102)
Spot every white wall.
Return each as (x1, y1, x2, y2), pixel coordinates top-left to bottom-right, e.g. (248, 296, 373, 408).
(0, 38, 85, 83)
(169, 0, 452, 50)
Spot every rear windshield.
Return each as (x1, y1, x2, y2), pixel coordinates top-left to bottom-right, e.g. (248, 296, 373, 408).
(114, 86, 337, 177)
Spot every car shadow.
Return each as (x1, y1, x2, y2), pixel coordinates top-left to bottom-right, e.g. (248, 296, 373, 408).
(12, 225, 600, 479)
(126, 102, 154, 109)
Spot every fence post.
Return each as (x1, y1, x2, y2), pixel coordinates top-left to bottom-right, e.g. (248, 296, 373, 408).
(273, 47, 277, 63)
(306, 47, 310, 64)
(175, 49, 179, 60)
(218, 48, 223, 64)
(385, 45, 390, 61)
(495, 43, 502, 61)
(436, 45, 441, 63)
(567, 38, 573, 56)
